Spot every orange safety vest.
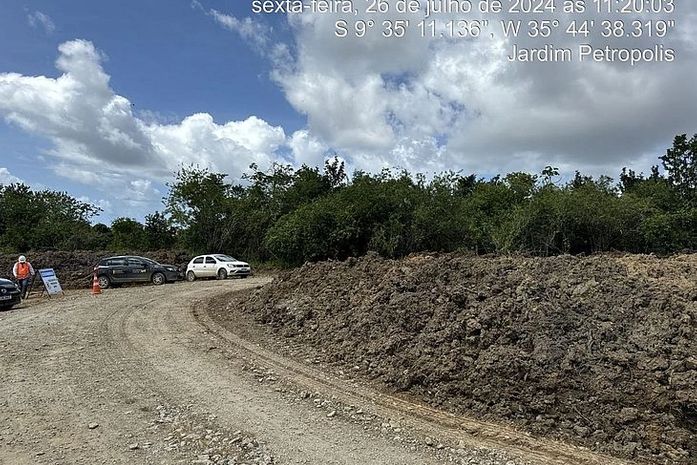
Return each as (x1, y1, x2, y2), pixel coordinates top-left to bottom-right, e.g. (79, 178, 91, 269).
(16, 262, 31, 279)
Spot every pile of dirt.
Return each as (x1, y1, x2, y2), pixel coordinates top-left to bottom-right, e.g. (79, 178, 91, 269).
(228, 253, 696, 463)
(0, 250, 192, 289)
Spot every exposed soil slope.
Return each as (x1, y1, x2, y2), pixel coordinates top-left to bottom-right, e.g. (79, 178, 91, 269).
(230, 253, 697, 464)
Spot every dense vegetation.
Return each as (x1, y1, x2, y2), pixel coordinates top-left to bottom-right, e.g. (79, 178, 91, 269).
(1, 134, 697, 265)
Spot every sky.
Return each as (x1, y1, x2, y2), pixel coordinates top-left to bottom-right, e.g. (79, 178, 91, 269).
(0, 0, 696, 222)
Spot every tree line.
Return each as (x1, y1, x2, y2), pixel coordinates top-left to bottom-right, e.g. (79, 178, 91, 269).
(1, 133, 697, 265)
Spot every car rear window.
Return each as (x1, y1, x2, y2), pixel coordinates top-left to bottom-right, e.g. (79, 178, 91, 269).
(193, 257, 204, 264)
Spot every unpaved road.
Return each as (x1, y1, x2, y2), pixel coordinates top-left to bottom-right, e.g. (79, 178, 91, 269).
(0, 279, 634, 465)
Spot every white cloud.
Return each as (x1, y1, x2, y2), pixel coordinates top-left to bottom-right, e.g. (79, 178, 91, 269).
(256, 1, 697, 177)
(209, 9, 271, 50)
(283, 72, 395, 151)
(145, 113, 286, 174)
(27, 11, 56, 35)
(0, 39, 294, 219)
(0, 40, 287, 185)
(289, 130, 329, 167)
(192, 0, 276, 55)
(0, 167, 22, 185)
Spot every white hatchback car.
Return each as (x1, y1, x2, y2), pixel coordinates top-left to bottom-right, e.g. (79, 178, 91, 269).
(186, 254, 252, 281)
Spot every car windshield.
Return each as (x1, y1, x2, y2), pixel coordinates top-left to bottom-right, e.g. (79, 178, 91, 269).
(214, 255, 237, 262)
(141, 258, 160, 266)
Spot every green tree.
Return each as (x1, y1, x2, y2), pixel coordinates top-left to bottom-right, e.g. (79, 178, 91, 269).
(166, 165, 233, 253)
(324, 157, 348, 188)
(110, 218, 146, 250)
(144, 212, 176, 249)
(0, 183, 100, 251)
(83, 223, 113, 250)
(660, 133, 697, 203)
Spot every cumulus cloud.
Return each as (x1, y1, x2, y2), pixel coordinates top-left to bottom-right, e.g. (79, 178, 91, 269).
(27, 11, 56, 35)
(0, 39, 287, 187)
(289, 130, 330, 167)
(0, 167, 23, 185)
(0, 39, 294, 219)
(259, 1, 697, 177)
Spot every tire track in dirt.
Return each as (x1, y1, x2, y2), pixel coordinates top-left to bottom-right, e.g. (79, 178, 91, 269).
(0, 290, 166, 464)
(3, 281, 457, 464)
(96, 279, 455, 465)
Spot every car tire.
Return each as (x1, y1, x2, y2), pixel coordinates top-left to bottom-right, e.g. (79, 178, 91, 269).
(98, 275, 111, 289)
(186, 271, 196, 282)
(217, 268, 228, 280)
(152, 272, 166, 285)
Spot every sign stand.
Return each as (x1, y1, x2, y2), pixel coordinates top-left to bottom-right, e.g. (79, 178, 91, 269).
(37, 268, 65, 298)
(25, 276, 39, 298)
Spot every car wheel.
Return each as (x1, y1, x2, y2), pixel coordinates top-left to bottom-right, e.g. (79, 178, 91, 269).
(152, 272, 166, 285)
(186, 271, 196, 282)
(98, 275, 111, 289)
(217, 268, 228, 280)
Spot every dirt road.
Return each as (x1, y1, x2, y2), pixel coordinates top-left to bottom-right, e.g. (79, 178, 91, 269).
(0, 279, 634, 465)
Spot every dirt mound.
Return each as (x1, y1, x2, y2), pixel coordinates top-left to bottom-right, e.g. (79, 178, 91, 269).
(0, 250, 192, 289)
(229, 253, 697, 464)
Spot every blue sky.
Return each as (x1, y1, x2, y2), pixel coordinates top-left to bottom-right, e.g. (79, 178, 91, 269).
(1, 1, 696, 223)
(0, 0, 300, 216)
(1, 1, 296, 124)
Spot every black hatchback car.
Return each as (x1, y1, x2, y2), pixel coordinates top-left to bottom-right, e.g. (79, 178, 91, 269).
(0, 278, 22, 310)
(95, 256, 181, 289)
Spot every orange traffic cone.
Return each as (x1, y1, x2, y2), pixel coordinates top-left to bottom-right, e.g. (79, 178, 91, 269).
(92, 272, 102, 295)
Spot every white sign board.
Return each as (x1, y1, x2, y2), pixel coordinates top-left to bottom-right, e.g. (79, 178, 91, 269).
(38, 268, 63, 296)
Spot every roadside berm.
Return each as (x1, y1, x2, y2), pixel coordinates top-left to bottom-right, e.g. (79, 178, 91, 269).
(218, 253, 696, 464)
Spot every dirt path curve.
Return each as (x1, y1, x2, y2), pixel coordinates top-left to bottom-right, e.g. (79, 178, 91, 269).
(0, 279, 634, 465)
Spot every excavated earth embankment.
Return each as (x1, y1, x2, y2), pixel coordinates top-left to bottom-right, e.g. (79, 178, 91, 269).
(218, 253, 696, 464)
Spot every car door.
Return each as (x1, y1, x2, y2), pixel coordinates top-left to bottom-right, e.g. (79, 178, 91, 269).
(190, 256, 205, 277)
(203, 256, 218, 277)
(126, 258, 149, 282)
(108, 258, 128, 283)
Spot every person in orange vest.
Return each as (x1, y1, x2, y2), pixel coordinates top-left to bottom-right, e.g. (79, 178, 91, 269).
(12, 255, 35, 299)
